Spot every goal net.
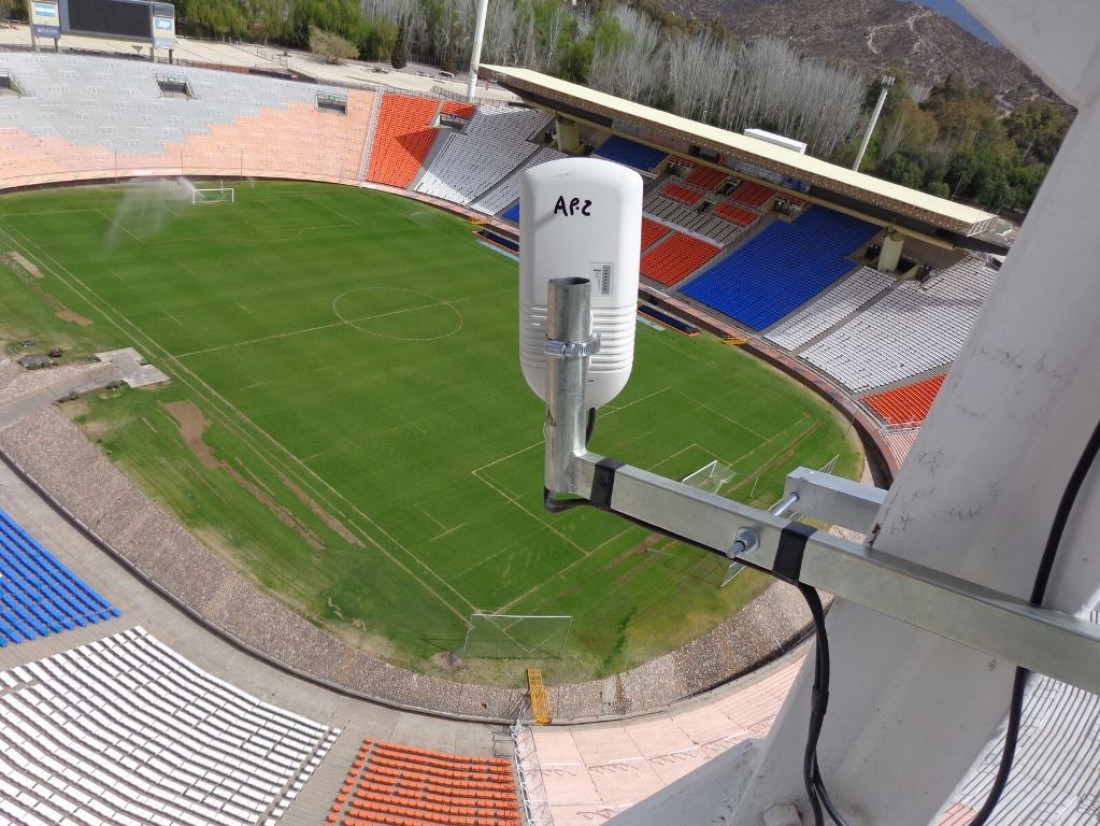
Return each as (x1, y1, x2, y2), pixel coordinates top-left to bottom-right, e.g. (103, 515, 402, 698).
(461, 613, 573, 659)
(192, 186, 235, 204)
(681, 459, 736, 494)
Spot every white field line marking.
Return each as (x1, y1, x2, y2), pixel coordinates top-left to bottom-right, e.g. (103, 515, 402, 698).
(471, 467, 589, 556)
(670, 387, 768, 440)
(429, 524, 465, 543)
(97, 210, 144, 244)
(416, 506, 448, 532)
(175, 288, 507, 359)
(305, 195, 361, 225)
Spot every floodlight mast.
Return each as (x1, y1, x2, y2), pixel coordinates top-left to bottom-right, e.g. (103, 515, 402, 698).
(541, 276, 1100, 696)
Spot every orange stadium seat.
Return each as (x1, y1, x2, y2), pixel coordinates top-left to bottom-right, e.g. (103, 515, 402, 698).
(730, 181, 776, 208)
(640, 232, 722, 286)
(683, 162, 727, 190)
(864, 374, 946, 426)
(661, 182, 706, 205)
(368, 94, 442, 188)
(714, 201, 758, 227)
(441, 101, 478, 120)
(331, 737, 523, 826)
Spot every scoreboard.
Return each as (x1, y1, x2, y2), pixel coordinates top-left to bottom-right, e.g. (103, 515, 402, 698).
(52, 0, 175, 47)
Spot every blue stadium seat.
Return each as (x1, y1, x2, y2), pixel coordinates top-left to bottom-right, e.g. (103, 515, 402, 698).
(0, 509, 119, 644)
(682, 206, 879, 330)
(502, 201, 520, 223)
(594, 136, 667, 172)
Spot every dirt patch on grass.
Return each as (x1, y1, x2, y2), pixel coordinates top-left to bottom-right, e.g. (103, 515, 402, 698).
(164, 400, 220, 469)
(3, 251, 91, 326)
(163, 399, 324, 550)
(9, 251, 42, 278)
(55, 309, 93, 326)
(605, 535, 662, 568)
(280, 473, 364, 547)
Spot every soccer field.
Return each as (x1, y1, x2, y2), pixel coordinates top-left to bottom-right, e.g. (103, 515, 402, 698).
(0, 181, 861, 683)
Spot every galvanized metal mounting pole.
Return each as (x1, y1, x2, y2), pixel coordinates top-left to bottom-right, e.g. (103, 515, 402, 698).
(544, 277, 595, 498)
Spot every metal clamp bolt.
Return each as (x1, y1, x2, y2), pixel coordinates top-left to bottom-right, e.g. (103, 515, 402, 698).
(729, 527, 759, 559)
(544, 334, 601, 359)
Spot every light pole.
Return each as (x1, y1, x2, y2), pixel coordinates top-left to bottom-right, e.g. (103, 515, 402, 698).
(853, 74, 895, 172)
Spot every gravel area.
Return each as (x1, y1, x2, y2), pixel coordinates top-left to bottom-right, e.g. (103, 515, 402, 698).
(0, 406, 816, 722)
(0, 358, 106, 405)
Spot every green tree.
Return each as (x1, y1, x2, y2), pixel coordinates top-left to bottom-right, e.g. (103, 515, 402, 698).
(391, 18, 408, 70)
(883, 152, 925, 189)
(310, 26, 357, 63)
(287, 0, 361, 48)
(359, 18, 397, 62)
(1005, 102, 1068, 164)
(177, 0, 248, 37)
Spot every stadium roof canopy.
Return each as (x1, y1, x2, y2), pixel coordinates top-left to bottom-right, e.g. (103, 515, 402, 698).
(482, 65, 1001, 246)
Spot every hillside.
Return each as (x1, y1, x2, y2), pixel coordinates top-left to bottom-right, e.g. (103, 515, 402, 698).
(665, 0, 1058, 107)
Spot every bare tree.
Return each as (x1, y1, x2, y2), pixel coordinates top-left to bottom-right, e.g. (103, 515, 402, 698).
(588, 5, 665, 103)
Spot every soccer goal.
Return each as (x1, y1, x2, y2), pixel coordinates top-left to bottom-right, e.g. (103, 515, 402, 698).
(681, 459, 736, 494)
(460, 613, 573, 659)
(191, 186, 235, 204)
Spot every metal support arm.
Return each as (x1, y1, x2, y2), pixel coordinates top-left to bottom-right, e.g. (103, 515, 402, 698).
(541, 278, 1100, 696)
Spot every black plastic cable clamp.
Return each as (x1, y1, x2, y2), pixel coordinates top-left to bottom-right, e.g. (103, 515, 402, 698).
(773, 521, 817, 585)
(590, 458, 625, 510)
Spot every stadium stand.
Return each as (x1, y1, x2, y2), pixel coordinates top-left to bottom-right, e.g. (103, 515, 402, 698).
(682, 206, 879, 330)
(678, 159, 727, 190)
(463, 104, 552, 145)
(440, 101, 477, 121)
(330, 737, 522, 826)
(594, 135, 667, 172)
(864, 374, 947, 426)
(414, 105, 552, 206)
(661, 182, 706, 205)
(644, 193, 745, 246)
(764, 266, 895, 351)
(414, 131, 538, 206)
(641, 216, 670, 251)
(729, 181, 776, 208)
(0, 626, 338, 826)
(0, 54, 374, 188)
(0, 509, 117, 645)
(367, 94, 441, 188)
(801, 257, 998, 391)
(471, 145, 566, 215)
(641, 232, 722, 287)
(502, 202, 520, 223)
(713, 201, 760, 227)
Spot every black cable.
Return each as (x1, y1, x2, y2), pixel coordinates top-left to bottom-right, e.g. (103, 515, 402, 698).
(797, 582, 851, 826)
(967, 416, 1100, 826)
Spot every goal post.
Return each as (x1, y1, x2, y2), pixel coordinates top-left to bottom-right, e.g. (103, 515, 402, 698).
(191, 186, 235, 204)
(681, 459, 736, 494)
(460, 613, 573, 659)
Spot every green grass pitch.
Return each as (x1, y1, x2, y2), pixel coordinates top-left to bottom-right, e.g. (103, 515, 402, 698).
(0, 181, 862, 684)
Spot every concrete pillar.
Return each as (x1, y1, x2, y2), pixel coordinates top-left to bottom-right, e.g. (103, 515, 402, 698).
(555, 118, 580, 154)
(878, 227, 905, 272)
